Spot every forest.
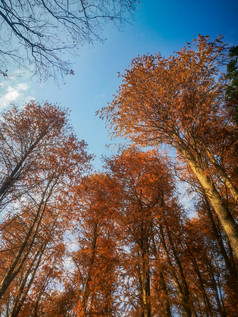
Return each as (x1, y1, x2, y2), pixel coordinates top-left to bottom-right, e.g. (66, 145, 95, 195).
(0, 35, 237, 316)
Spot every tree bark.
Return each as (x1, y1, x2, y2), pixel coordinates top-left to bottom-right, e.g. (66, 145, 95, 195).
(159, 224, 195, 317)
(0, 176, 57, 299)
(178, 143, 238, 259)
(204, 146, 238, 204)
(203, 195, 238, 287)
(82, 222, 98, 315)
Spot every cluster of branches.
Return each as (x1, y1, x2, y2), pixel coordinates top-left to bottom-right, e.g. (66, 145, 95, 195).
(0, 0, 136, 80)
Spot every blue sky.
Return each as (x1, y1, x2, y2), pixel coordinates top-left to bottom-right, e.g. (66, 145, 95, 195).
(0, 0, 237, 169)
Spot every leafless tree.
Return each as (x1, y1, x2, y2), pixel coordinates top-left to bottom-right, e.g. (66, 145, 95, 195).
(0, 0, 136, 81)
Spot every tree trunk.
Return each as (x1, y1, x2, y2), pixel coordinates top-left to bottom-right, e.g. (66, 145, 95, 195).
(139, 224, 151, 317)
(159, 224, 194, 317)
(0, 128, 49, 207)
(186, 245, 214, 316)
(180, 145, 238, 259)
(165, 224, 197, 317)
(0, 177, 56, 299)
(82, 222, 98, 315)
(9, 230, 52, 317)
(203, 194, 238, 291)
(204, 146, 238, 204)
(140, 251, 151, 317)
(151, 234, 172, 317)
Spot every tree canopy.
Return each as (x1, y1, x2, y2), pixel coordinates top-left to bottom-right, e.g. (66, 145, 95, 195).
(0, 101, 238, 315)
(99, 35, 238, 259)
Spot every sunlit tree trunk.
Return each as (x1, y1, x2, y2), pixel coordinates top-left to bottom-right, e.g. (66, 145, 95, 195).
(203, 195, 238, 287)
(177, 140, 238, 259)
(204, 146, 238, 204)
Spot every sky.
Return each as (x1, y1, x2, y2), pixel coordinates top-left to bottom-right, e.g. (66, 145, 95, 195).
(0, 0, 238, 170)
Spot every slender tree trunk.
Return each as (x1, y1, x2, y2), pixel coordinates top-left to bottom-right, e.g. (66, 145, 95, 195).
(165, 224, 197, 317)
(0, 176, 57, 299)
(159, 224, 194, 317)
(203, 194, 238, 295)
(186, 246, 214, 316)
(140, 251, 151, 317)
(207, 260, 226, 317)
(82, 222, 98, 315)
(159, 271, 172, 317)
(32, 278, 49, 317)
(9, 251, 41, 317)
(204, 146, 238, 203)
(179, 145, 238, 259)
(151, 234, 172, 317)
(9, 228, 52, 317)
(139, 225, 151, 317)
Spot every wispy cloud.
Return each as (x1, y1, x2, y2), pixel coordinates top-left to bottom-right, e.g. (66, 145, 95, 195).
(0, 81, 34, 111)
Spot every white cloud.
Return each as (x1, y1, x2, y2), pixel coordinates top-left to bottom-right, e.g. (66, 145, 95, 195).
(0, 82, 29, 110)
(16, 83, 28, 91)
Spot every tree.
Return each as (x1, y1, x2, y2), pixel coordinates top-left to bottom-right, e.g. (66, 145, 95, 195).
(99, 35, 238, 259)
(0, 102, 91, 304)
(104, 149, 171, 316)
(0, 0, 136, 81)
(0, 102, 66, 211)
(104, 149, 198, 316)
(1, 217, 66, 317)
(70, 173, 119, 316)
(0, 102, 91, 213)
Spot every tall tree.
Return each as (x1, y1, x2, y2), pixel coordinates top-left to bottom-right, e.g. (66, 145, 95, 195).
(0, 102, 91, 306)
(99, 35, 238, 258)
(70, 173, 119, 316)
(0, 102, 91, 213)
(105, 149, 187, 316)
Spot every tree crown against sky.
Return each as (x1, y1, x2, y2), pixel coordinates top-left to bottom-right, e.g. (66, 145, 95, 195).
(99, 35, 238, 259)
(99, 35, 230, 145)
(0, 0, 136, 81)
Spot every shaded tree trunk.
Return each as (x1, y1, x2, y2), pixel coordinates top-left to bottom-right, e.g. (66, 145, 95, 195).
(82, 222, 98, 315)
(159, 224, 195, 317)
(151, 233, 172, 317)
(0, 176, 57, 299)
